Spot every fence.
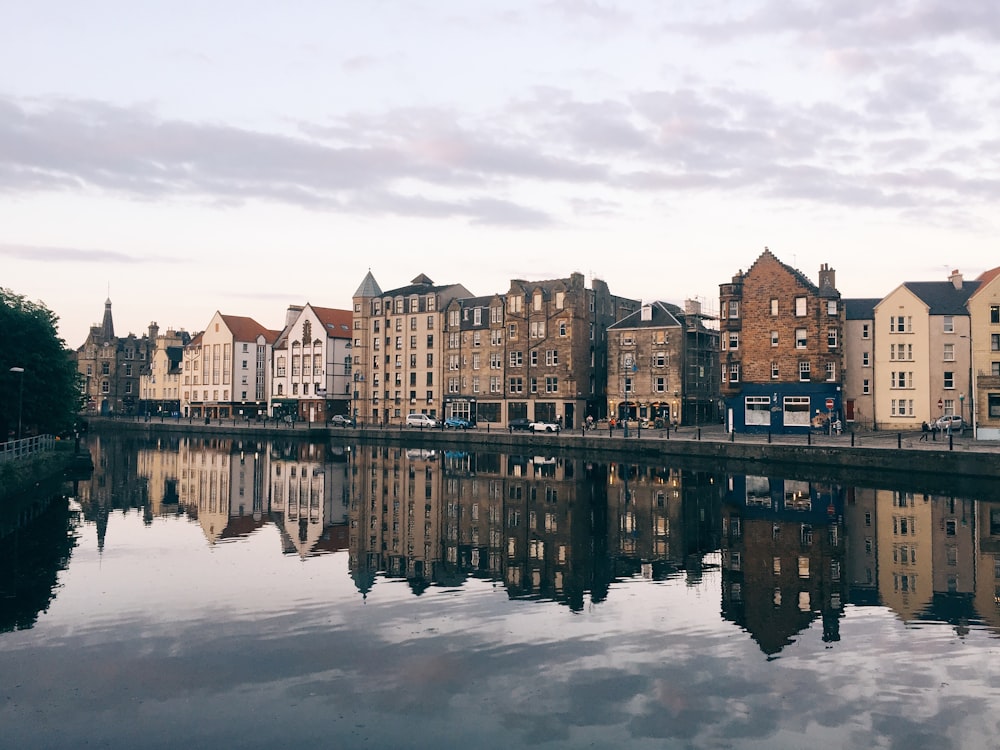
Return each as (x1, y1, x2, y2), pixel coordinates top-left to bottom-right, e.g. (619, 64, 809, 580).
(0, 435, 56, 463)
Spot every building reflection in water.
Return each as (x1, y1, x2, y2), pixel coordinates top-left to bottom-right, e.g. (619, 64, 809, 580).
(48, 434, 1000, 649)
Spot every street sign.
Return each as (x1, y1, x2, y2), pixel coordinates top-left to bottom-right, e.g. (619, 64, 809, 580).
(825, 398, 835, 410)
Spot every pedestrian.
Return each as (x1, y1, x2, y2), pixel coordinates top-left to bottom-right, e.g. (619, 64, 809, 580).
(919, 421, 929, 441)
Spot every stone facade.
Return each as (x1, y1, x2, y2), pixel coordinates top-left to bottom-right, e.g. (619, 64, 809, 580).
(75, 298, 155, 416)
(720, 248, 843, 433)
(607, 300, 719, 426)
(138, 324, 191, 417)
(967, 267, 1000, 439)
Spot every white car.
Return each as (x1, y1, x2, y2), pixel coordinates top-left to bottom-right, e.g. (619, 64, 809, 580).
(405, 413, 440, 428)
(529, 420, 561, 433)
(934, 414, 965, 432)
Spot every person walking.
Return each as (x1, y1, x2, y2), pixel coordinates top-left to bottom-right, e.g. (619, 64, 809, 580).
(919, 421, 929, 441)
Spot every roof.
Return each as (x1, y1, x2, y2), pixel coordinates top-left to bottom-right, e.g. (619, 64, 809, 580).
(901, 281, 980, 315)
(353, 270, 382, 298)
(220, 314, 279, 344)
(970, 267, 1000, 300)
(311, 306, 353, 339)
(745, 247, 838, 298)
(608, 301, 683, 330)
(843, 298, 880, 320)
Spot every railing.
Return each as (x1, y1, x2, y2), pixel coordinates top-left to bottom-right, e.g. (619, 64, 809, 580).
(0, 435, 56, 463)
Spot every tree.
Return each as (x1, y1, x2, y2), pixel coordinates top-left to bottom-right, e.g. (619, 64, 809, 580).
(0, 288, 82, 439)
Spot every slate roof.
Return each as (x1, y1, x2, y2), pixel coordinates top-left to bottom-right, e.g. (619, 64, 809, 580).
(746, 247, 839, 298)
(353, 270, 383, 298)
(608, 301, 683, 330)
(843, 298, 880, 320)
(902, 281, 980, 315)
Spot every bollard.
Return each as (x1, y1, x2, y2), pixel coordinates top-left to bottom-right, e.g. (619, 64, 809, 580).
(897, 433, 902, 449)
(697, 427, 701, 441)
(949, 433, 954, 451)
(730, 430, 735, 443)
(767, 430, 772, 444)
(807, 432, 811, 446)
(666, 422, 670, 439)
(850, 431, 855, 447)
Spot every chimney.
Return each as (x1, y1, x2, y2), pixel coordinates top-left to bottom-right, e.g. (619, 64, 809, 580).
(285, 305, 303, 327)
(148, 321, 159, 341)
(818, 263, 837, 291)
(685, 299, 702, 316)
(949, 269, 963, 289)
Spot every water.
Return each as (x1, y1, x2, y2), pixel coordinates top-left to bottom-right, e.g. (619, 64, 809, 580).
(2, 433, 1000, 749)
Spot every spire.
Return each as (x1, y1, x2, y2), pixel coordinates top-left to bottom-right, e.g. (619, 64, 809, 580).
(100, 298, 115, 341)
(353, 270, 382, 299)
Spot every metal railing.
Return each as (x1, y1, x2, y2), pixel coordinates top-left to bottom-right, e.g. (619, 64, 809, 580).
(0, 435, 56, 463)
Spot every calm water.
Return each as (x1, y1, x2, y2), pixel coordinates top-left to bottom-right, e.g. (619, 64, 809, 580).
(2, 433, 1000, 750)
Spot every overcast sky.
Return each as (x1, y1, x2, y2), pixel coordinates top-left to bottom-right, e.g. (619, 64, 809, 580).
(3, 1, 998, 347)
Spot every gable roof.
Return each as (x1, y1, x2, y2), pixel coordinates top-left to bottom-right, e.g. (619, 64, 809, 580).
(220, 314, 279, 344)
(745, 247, 839, 298)
(843, 298, 880, 320)
(311, 306, 353, 338)
(902, 281, 980, 315)
(608, 301, 683, 330)
(969, 267, 1000, 300)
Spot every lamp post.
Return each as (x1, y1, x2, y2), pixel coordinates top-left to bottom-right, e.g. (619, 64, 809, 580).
(10, 366, 24, 440)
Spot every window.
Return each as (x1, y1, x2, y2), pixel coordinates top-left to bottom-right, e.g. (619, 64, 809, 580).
(944, 343, 955, 361)
(770, 299, 778, 316)
(771, 362, 779, 379)
(509, 351, 523, 367)
(795, 297, 807, 316)
(826, 362, 836, 381)
(993, 334, 1000, 352)
(862, 323, 870, 339)
(509, 324, 517, 340)
(795, 329, 807, 349)
(529, 377, 537, 393)
(509, 377, 523, 394)
(891, 371, 912, 388)
(862, 352, 870, 367)
(654, 376, 666, 392)
(729, 362, 740, 383)
(827, 300, 838, 315)
(729, 332, 739, 350)
(545, 376, 558, 393)
(989, 393, 1000, 418)
(943, 316, 954, 333)
(784, 396, 811, 426)
(529, 350, 537, 367)
(827, 328, 838, 348)
(559, 321, 567, 336)
(746, 396, 770, 425)
(799, 361, 810, 381)
(944, 371, 954, 389)
(992, 305, 1000, 324)
(891, 315, 911, 333)
(993, 362, 1000, 377)
(728, 300, 740, 319)
(943, 398, 955, 415)
(771, 331, 779, 347)
(863, 378, 870, 394)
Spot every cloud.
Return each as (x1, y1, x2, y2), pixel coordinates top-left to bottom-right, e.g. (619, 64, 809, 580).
(0, 243, 179, 264)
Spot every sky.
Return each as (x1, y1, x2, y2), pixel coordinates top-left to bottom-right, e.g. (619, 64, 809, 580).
(2, 0, 998, 348)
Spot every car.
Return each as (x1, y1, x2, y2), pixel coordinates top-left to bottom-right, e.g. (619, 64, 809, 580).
(444, 417, 472, 429)
(405, 413, 440, 428)
(508, 418, 533, 431)
(330, 415, 353, 427)
(934, 414, 965, 432)
(529, 420, 561, 433)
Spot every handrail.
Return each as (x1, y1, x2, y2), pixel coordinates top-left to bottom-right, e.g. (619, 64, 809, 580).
(0, 435, 56, 462)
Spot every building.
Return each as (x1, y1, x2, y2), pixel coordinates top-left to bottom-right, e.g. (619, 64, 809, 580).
(720, 249, 844, 433)
(606, 299, 719, 427)
(351, 273, 472, 424)
(270, 304, 354, 423)
(181, 312, 279, 420)
(967, 267, 1000, 439)
(138, 324, 191, 417)
(872, 270, 978, 430)
(842, 298, 880, 429)
(441, 294, 504, 425)
(75, 298, 155, 416)
(499, 273, 634, 429)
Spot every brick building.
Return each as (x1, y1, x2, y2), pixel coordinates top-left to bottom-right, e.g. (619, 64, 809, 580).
(720, 248, 844, 433)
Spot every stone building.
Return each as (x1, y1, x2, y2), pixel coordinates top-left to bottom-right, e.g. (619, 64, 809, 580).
(607, 299, 719, 427)
(75, 298, 155, 416)
(351, 273, 472, 425)
(720, 248, 843, 433)
(442, 294, 505, 425)
(842, 298, 879, 429)
(138, 324, 191, 417)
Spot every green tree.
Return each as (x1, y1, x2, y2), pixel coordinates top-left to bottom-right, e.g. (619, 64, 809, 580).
(0, 288, 82, 440)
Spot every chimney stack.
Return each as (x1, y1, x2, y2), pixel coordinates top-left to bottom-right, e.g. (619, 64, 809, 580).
(818, 263, 837, 291)
(949, 269, 963, 289)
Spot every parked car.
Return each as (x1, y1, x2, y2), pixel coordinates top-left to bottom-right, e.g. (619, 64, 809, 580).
(330, 415, 353, 427)
(529, 420, 561, 433)
(444, 417, 472, 429)
(508, 418, 533, 431)
(405, 413, 440, 428)
(934, 414, 965, 432)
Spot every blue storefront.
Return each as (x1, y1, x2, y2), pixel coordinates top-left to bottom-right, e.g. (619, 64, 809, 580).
(725, 382, 842, 435)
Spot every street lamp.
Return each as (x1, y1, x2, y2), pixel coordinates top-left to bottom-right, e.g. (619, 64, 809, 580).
(10, 366, 24, 440)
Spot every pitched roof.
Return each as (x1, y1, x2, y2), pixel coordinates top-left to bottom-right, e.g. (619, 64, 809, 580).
(353, 270, 383, 298)
(902, 281, 980, 314)
(746, 247, 839, 298)
(843, 298, 880, 320)
(311, 306, 353, 339)
(221, 314, 278, 343)
(970, 267, 1000, 299)
(608, 301, 683, 330)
